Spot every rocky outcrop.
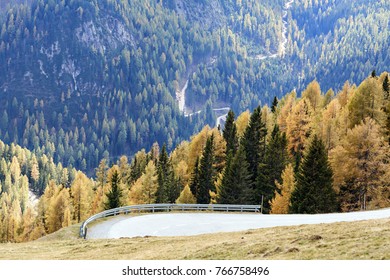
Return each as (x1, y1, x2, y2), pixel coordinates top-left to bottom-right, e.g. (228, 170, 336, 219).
(170, 0, 226, 30)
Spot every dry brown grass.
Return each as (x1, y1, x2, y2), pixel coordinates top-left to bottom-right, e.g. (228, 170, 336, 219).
(0, 218, 389, 260)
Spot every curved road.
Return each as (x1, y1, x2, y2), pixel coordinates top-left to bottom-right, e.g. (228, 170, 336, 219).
(177, 1, 295, 125)
(87, 208, 390, 239)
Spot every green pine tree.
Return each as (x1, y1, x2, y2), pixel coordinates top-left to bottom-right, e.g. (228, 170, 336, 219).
(241, 106, 267, 181)
(104, 170, 122, 210)
(271, 96, 278, 113)
(189, 157, 200, 199)
(218, 147, 252, 204)
(256, 125, 289, 213)
(156, 144, 175, 203)
(383, 75, 389, 98)
(240, 106, 267, 203)
(290, 135, 338, 214)
(197, 135, 215, 204)
(223, 110, 238, 156)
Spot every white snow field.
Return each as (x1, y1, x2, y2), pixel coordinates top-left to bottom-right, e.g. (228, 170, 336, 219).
(87, 208, 390, 239)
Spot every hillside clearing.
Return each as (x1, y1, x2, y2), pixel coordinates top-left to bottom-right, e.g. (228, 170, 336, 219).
(0, 218, 389, 260)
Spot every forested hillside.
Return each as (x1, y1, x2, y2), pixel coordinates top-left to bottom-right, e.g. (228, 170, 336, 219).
(0, 0, 388, 175)
(0, 0, 31, 10)
(1, 72, 389, 243)
(0, 140, 78, 242)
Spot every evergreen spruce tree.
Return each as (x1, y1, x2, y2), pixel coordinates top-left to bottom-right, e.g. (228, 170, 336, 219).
(197, 135, 215, 204)
(271, 96, 278, 113)
(383, 75, 389, 98)
(241, 106, 267, 182)
(223, 110, 238, 156)
(156, 144, 175, 203)
(218, 147, 251, 204)
(104, 170, 122, 210)
(290, 135, 338, 214)
(240, 106, 267, 203)
(129, 157, 140, 184)
(189, 157, 200, 199)
(383, 75, 390, 145)
(256, 125, 289, 213)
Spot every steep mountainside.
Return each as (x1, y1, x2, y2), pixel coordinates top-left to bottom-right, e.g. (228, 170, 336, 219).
(0, 0, 388, 174)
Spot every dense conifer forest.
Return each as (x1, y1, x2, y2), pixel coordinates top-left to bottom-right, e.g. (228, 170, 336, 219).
(0, 0, 388, 174)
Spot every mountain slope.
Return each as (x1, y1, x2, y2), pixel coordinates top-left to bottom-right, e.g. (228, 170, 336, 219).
(0, 0, 388, 174)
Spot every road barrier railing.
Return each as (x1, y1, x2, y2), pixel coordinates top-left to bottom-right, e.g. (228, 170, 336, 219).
(79, 203, 261, 238)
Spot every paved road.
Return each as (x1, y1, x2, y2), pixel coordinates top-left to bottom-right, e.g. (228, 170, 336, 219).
(87, 208, 390, 239)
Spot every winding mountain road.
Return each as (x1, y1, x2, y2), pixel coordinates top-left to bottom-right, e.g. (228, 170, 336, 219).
(255, 0, 294, 60)
(176, 1, 295, 127)
(87, 208, 390, 239)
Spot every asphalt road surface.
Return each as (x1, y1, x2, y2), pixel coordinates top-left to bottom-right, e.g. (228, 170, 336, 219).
(87, 208, 390, 239)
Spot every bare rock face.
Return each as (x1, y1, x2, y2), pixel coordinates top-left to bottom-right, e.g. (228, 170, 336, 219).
(75, 15, 136, 54)
(171, 0, 226, 30)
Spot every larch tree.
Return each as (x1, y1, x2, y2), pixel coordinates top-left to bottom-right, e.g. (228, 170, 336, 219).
(348, 77, 386, 129)
(321, 99, 342, 152)
(117, 155, 129, 184)
(330, 118, 390, 211)
(286, 98, 313, 167)
(187, 126, 211, 172)
(70, 171, 94, 222)
(277, 91, 296, 133)
(270, 164, 295, 214)
(30, 155, 40, 183)
(176, 184, 196, 204)
(211, 128, 227, 174)
(139, 161, 158, 204)
(302, 80, 322, 112)
(128, 161, 158, 206)
(37, 180, 59, 233)
(8, 198, 22, 242)
(235, 110, 250, 138)
(20, 207, 36, 242)
(47, 187, 71, 233)
(170, 141, 190, 187)
(95, 159, 108, 189)
(261, 105, 275, 141)
(290, 135, 338, 214)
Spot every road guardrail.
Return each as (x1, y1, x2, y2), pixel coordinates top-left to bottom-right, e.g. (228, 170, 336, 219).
(79, 203, 261, 238)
